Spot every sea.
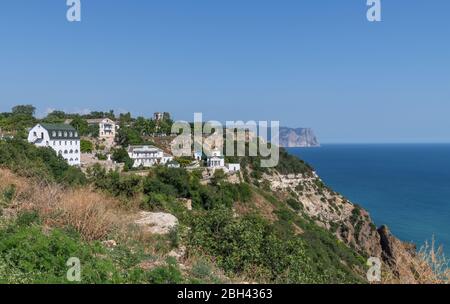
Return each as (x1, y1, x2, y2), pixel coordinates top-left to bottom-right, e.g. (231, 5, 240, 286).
(289, 144, 450, 256)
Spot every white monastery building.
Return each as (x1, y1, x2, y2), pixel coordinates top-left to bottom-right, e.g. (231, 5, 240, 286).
(127, 145, 174, 168)
(28, 123, 81, 166)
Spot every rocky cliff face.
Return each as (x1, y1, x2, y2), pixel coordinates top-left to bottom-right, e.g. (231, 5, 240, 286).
(260, 171, 432, 283)
(262, 172, 381, 257)
(278, 127, 320, 147)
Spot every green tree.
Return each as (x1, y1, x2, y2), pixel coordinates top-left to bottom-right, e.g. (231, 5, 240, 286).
(118, 127, 143, 146)
(80, 140, 93, 153)
(42, 110, 67, 123)
(70, 116, 89, 135)
(111, 148, 133, 169)
(12, 105, 35, 117)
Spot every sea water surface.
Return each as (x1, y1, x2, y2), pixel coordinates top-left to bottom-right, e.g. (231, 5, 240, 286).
(289, 144, 450, 256)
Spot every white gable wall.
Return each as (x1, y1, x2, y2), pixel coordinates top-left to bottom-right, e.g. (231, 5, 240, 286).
(28, 124, 81, 166)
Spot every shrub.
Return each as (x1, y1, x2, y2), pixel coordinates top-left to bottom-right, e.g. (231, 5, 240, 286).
(80, 139, 93, 153)
(0, 139, 86, 186)
(146, 258, 183, 284)
(111, 148, 134, 170)
(286, 198, 302, 211)
(187, 207, 320, 283)
(1, 184, 16, 206)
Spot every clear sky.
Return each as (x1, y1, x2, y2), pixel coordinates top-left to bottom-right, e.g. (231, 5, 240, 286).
(0, 0, 449, 143)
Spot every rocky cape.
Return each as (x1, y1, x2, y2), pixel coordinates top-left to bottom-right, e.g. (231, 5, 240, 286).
(277, 127, 320, 148)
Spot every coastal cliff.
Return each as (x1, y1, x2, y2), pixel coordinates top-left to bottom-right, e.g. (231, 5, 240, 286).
(258, 170, 438, 283)
(1, 138, 445, 284)
(278, 127, 320, 148)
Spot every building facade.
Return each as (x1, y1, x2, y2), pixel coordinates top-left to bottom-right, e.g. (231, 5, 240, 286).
(86, 118, 117, 142)
(207, 149, 225, 169)
(28, 123, 81, 166)
(227, 163, 241, 173)
(127, 145, 173, 168)
(153, 112, 164, 121)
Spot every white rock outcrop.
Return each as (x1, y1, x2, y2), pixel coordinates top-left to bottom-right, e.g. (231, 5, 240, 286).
(135, 211, 178, 235)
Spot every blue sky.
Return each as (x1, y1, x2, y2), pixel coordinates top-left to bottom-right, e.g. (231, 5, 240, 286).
(0, 0, 449, 143)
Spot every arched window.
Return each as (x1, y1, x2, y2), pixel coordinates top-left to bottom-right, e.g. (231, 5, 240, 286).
(58, 131, 62, 137)
(64, 132, 68, 137)
(70, 158, 73, 162)
(75, 158, 79, 161)
(52, 131, 56, 137)
(64, 150, 68, 154)
(74, 132, 78, 137)
(58, 151, 63, 156)
(69, 132, 73, 137)
(74, 150, 79, 154)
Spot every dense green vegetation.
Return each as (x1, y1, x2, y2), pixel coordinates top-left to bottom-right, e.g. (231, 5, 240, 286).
(0, 211, 185, 284)
(0, 104, 371, 284)
(85, 163, 364, 284)
(111, 148, 134, 170)
(0, 105, 37, 139)
(0, 139, 86, 186)
(87, 165, 252, 211)
(80, 139, 94, 153)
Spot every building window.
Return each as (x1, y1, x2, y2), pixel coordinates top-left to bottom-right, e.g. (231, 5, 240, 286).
(64, 150, 68, 154)
(69, 132, 73, 137)
(33, 131, 37, 137)
(64, 132, 68, 137)
(70, 149, 73, 154)
(52, 131, 56, 137)
(74, 132, 78, 137)
(58, 131, 62, 137)
(75, 149, 79, 153)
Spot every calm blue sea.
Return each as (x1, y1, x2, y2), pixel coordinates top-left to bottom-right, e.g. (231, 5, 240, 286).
(289, 144, 450, 256)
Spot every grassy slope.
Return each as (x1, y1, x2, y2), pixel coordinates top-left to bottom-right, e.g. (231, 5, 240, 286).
(0, 140, 368, 283)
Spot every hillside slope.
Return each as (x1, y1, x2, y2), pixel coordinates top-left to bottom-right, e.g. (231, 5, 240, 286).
(0, 139, 447, 283)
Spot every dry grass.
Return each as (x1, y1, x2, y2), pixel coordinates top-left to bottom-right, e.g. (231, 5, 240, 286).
(0, 168, 135, 242)
(382, 237, 450, 284)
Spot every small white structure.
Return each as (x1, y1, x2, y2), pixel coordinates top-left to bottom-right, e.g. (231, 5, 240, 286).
(28, 123, 81, 166)
(227, 163, 241, 173)
(153, 112, 164, 121)
(207, 149, 225, 169)
(193, 151, 202, 161)
(128, 145, 173, 168)
(87, 118, 117, 142)
(167, 160, 181, 168)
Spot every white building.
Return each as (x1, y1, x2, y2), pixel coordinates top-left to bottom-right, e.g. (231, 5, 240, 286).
(28, 123, 81, 166)
(87, 118, 117, 142)
(153, 112, 164, 121)
(127, 145, 173, 168)
(193, 151, 202, 161)
(207, 149, 225, 169)
(227, 163, 241, 173)
(167, 160, 181, 168)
